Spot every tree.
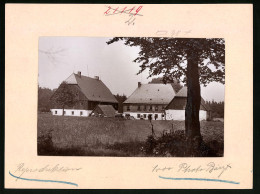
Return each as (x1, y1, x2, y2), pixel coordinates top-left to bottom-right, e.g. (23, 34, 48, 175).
(51, 82, 78, 116)
(107, 38, 225, 148)
(38, 86, 54, 112)
(206, 100, 224, 118)
(148, 77, 183, 93)
(114, 94, 127, 113)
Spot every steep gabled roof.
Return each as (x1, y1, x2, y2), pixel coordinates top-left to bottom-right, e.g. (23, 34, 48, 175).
(91, 105, 116, 117)
(124, 83, 176, 104)
(64, 73, 118, 103)
(166, 87, 210, 111)
(175, 86, 187, 97)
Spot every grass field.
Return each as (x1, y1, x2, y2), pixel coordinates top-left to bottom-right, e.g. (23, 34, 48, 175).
(37, 113, 224, 156)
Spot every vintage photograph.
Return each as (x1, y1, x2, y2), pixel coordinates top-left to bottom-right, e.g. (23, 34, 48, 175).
(38, 37, 225, 157)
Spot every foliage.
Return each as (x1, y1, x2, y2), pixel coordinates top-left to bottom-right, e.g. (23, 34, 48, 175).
(51, 82, 78, 113)
(38, 130, 85, 156)
(114, 94, 127, 113)
(206, 101, 224, 118)
(38, 86, 54, 112)
(107, 38, 225, 86)
(38, 130, 54, 155)
(142, 130, 221, 157)
(148, 77, 183, 93)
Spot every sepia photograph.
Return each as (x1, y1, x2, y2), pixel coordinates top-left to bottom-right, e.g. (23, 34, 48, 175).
(37, 37, 225, 157)
(5, 3, 253, 189)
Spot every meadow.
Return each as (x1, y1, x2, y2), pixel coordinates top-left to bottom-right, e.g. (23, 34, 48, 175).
(37, 113, 224, 157)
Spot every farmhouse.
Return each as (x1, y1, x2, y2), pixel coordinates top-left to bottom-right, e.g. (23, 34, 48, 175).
(165, 87, 211, 121)
(50, 72, 118, 117)
(123, 82, 176, 120)
(123, 83, 211, 121)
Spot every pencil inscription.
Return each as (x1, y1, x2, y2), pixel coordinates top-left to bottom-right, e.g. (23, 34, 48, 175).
(152, 162, 231, 178)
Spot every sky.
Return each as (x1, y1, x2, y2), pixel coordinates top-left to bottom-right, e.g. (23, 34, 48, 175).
(38, 37, 225, 102)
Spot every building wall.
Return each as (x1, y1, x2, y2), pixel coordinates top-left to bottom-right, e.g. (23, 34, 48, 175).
(123, 112, 166, 120)
(165, 110, 207, 121)
(123, 104, 166, 113)
(50, 109, 92, 117)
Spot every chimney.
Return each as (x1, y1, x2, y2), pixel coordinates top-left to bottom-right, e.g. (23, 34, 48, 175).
(138, 82, 141, 88)
(94, 76, 99, 80)
(78, 71, 81, 77)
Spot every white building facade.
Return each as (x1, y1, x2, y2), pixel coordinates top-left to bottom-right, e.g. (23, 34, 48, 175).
(50, 109, 92, 117)
(165, 109, 207, 121)
(164, 87, 209, 121)
(123, 84, 210, 121)
(123, 83, 176, 120)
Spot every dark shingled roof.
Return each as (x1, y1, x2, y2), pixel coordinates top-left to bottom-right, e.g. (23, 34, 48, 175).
(166, 87, 210, 111)
(91, 105, 116, 117)
(65, 73, 118, 103)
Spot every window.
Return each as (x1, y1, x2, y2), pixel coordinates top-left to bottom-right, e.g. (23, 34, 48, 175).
(137, 106, 141, 111)
(127, 106, 130, 111)
(55, 111, 57, 114)
(64, 111, 66, 115)
(137, 114, 140, 118)
(155, 106, 158, 111)
(80, 111, 83, 116)
(162, 114, 164, 117)
(149, 105, 153, 111)
(143, 114, 146, 118)
(144, 105, 146, 111)
(155, 114, 158, 120)
(72, 111, 74, 115)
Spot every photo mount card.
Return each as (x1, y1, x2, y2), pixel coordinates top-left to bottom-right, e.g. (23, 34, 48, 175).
(5, 4, 253, 189)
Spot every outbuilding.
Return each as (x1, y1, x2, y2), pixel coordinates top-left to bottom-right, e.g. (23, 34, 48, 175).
(90, 105, 117, 117)
(165, 87, 211, 121)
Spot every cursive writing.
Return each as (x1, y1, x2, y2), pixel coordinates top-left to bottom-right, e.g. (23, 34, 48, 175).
(13, 163, 82, 180)
(152, 162, 231, 178)
(178, 162, 231, 178)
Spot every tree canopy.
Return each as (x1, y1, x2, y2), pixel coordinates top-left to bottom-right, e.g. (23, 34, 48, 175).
(51, 82, 78, 114)
(148, 77, 183, 93)
(38, 86, 54, 112)
(107, 38, 225, 86)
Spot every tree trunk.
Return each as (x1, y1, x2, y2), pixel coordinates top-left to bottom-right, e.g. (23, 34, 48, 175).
(185, 51, 202, 154)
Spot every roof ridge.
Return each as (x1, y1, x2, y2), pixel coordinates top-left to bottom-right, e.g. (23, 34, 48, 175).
(73, 73, 117, 103)
(124, 83, 176, 104)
